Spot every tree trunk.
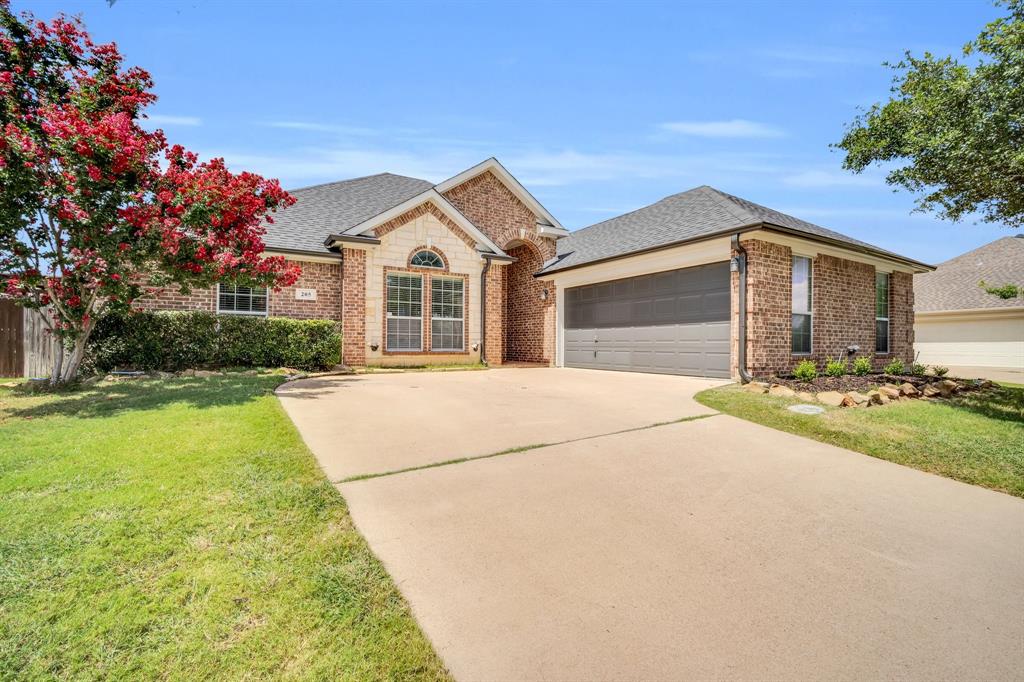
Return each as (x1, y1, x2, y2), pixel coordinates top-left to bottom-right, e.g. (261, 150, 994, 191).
(50, 337, 65, 387)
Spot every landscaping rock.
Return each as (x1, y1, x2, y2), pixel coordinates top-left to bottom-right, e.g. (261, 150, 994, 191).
(194, 370, 221, 378)
(866, 390, 888, 406)
(922, 384, 942, 398)
(769, 384, 796, 398)
(178, 369, 196, 377)
(744, 382, 769, 394)
(846, 391, 870, 406)
(840, 395, 859, 408)
(938, 379, 960, 397)
(816, 391, 845, 407)
(796, 391, 816, 402)
(899, 382, 919, 397)
(878, 386, 901, 400)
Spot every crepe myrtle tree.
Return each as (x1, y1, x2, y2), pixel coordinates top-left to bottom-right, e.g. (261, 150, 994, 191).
(0, 5, 300, 384)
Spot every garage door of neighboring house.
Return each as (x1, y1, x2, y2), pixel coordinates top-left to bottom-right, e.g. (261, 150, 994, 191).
(564, 261, 731, 378)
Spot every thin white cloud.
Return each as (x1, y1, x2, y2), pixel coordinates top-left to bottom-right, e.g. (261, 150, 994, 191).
(264, 121, 381, 136)
(145, 114, 202, 126)
(781, 169, 881, 188)
(659, 119, 786, 139)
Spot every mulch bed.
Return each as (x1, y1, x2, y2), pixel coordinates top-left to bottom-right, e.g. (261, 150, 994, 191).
(769, 373, 936, 393)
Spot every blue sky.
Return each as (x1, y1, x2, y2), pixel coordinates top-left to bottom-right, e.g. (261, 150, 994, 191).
(15, 0, 1015, 263)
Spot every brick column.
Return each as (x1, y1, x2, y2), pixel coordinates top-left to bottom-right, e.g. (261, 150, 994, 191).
(341, 248, 366, 366)
(484, 265, 504, 365)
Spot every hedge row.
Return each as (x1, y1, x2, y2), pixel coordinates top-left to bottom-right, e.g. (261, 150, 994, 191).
(86, 310, 342, 372)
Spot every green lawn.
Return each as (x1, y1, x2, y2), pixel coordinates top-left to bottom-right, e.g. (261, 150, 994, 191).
(697, 383, 1024, 498)
(0, 376, 449, 680)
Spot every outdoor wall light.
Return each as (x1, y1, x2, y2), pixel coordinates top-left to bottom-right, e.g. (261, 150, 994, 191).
(540, 288, 548, 301)
(369, 342, 379, 351)
(471, 343, 479, 351)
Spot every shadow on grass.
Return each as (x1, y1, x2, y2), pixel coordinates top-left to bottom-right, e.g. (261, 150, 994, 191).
(3, 374, 286, 421)
(947, 385, 1024, 425)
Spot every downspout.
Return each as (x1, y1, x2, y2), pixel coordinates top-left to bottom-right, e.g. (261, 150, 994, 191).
(479, 257, 491, 366)
(731, 234, 754, 384)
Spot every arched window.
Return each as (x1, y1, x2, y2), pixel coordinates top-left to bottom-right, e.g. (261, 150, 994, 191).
(410, 250, 444, 269)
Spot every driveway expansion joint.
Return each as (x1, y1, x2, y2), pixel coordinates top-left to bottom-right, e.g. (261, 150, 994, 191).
(336, 412, 721, 484)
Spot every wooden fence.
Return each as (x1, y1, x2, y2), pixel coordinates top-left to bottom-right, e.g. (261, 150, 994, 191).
(0, 300, 62, 378)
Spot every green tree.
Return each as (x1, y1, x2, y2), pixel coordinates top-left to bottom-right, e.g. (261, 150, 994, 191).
(835, 1, 1024, 227)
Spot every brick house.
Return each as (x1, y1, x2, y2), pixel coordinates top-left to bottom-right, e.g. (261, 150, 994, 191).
(140, 158, 931, 379)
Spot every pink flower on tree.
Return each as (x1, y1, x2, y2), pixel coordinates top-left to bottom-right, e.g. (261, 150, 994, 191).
(0, 3, 300, 384)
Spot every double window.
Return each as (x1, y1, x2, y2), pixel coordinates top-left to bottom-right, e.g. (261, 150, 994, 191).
(431, 277, 464, 351)
(791, 256, 812, 354)
(875, 272, 890, 353)
(386, 273, 423, 350)
(217, 284, 268, 316)
(386, 273, 466, 352)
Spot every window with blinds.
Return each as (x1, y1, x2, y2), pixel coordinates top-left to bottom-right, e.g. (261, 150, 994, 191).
(386, 273, 422, 350)
(217, 284, 268, 316)
(431, 277, 464, 351)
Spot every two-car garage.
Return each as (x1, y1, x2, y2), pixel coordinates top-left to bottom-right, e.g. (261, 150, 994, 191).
(561, 261, 731, 378)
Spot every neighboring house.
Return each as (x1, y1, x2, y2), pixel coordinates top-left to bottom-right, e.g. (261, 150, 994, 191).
(914, 235, 1024, 370)
(138, 157, 931, 379)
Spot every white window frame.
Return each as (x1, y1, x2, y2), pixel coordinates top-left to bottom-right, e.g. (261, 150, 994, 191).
(875, 271, 890, 354)
(411, 249, 445, 269)
(216, 283, 269, 317)
(791, 255, 813, 355)
(386, 272, 423, 352)
(430, 276, 464, 352)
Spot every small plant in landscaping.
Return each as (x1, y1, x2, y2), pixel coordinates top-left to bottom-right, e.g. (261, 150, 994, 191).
(932, 365, 950, 377)
(824, 357, 848, 377)
(883, 358, 906, 375)
(793, 359, 818, 382)
(910, 362, 928, 377)
(851, 357, 872, 376)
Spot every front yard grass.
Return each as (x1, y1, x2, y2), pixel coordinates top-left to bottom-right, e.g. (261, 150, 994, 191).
(0, 375, 449, 680)
(696, 383, 1024, 498)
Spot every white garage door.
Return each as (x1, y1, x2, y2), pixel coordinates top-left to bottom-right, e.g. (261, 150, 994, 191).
(564, 262, 731, 378)
(915, 313, 1024, 368)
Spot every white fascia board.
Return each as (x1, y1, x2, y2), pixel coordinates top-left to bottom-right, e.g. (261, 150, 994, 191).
(435, 157, 567, 234)
(542, 237, 732, 288)
(746, 229, 923, 274)
(341, 189, 506, 257)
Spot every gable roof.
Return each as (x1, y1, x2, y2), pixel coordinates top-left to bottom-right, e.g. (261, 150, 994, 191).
(914, 235, 1024, 312)
(539, 185, 930, 274)
(336, 188, 506, 256)
(435, 158, 569, 235)
(262, 173, 433, 254)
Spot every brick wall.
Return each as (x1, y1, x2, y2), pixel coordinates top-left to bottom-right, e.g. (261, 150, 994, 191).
(133, 259, 342, 320)
(342, 248, 366, 366)
(442, 170, 558, 365)
(733, 238, 916, 378)
(483, 263, 505, 364)
(504, 243, 552, 363)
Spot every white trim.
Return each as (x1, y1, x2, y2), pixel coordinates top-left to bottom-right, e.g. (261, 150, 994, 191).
(916, 306, 1024, 320)
(544, 237, 732, 288)
(745, 229, 923, 273)
(434, 157, 567, 234)
(339, 190, 506, 257)
(264, 250, 341, 264)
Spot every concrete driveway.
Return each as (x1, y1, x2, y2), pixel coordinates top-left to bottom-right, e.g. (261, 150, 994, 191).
(279, 368, 1024, 680)
(277, 368, 724, 480)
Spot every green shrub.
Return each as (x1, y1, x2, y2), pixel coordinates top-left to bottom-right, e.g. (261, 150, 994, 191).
(883, 358, 906, 375)
(932, 365, 949, 377)
(86, 310, 342, 372)
(851, 357, 872, 376)
(909, 362, 927, 377)
(824, 357, 847, 377)
(793, 359, 818, 382)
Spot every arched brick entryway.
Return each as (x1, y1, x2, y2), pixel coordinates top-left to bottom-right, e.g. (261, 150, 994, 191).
(503, 241, 549, 363)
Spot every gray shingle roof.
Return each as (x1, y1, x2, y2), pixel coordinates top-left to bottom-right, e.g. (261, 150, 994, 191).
(914, 235, 1024, 312)
(540, 185, 926, 274)
(263, 173, 433, 254)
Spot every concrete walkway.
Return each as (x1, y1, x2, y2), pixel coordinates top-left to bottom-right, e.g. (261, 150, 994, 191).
(281, 369, 1024, 680)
